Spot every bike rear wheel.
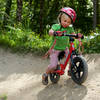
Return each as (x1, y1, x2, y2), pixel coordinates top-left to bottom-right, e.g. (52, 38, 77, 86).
(71, 56, 88, 85)
(49, 65, 60, 83)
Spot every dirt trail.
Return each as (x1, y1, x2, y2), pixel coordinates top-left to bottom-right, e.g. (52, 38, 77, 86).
(0, 48, 100, 100)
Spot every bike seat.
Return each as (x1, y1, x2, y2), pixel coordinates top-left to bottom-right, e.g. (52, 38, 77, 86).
(58, 51, 65, 61)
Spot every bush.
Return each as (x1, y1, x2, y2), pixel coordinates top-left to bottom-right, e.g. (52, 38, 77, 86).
(83, 31, 100, 53)
(0, 26, 51, 55)
(0, 26, 100, 55)
(0, 94, 7, 100)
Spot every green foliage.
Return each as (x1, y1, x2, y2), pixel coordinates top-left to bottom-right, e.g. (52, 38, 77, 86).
(0, 94, 7, 100)
(0, 26, 51, 54)
(83, 31, 100, 53)
(0, 0, 100, 54)
(0, 0, 94, 35)
(0, 25, 100, 54)
(0, 0, 6, 29)
(73, 0, 93, 35)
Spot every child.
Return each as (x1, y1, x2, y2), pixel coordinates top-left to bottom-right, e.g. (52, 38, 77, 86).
(42, 7, 82, 85)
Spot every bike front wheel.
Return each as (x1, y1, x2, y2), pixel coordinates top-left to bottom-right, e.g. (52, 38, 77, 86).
(71, 56, 88, 85)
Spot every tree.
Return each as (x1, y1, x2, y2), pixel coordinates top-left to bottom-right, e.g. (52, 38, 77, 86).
(93, 0, 97, 30)
(16, 0, 23, 22)
(29, 0, 33, 6)
(3, 0, 12, 26)
(0, 0, 94, 35)
(30, 0, 40, 33)
(40, 0, 45, 36)
(47, 0, 61, 25)
(74, 0, 93, 34)
(97, 0, 100, 28)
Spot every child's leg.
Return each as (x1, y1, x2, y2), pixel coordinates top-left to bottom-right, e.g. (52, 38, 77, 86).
(46, 50, 61, 74)
(42, 49, 60, 85)
(64, 48, 71, 76)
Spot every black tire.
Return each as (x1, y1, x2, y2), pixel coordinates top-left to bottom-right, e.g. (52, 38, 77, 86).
(71, 56, 88, 85)
(49, 65, 60, 83)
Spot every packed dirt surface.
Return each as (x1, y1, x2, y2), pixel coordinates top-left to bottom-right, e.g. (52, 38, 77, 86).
(0, 48, 100, 100)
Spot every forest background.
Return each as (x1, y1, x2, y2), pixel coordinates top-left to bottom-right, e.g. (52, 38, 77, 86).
(0, 0, 100, 55)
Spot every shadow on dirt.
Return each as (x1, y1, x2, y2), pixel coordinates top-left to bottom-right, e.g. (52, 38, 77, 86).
(37, 78, 87, 100)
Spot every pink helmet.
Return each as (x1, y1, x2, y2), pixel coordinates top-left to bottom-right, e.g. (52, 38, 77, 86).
(60, 7, 76, 23)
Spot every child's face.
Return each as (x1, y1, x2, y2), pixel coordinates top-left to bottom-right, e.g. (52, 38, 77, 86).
(60, 13, 71, 28)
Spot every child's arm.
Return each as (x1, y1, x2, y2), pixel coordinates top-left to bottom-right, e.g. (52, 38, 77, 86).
(49, 29, 62, 36)
(49, 29, 54, 36)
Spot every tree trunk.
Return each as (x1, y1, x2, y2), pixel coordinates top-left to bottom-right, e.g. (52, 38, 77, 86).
(16, 0, 23, 22)
(3, 0, 12, 26)
(29, 0, 32, 6)
(93, 0, 97, 30)
(97, 0, 100, 29)
(69, 0, 74, 8)
(40, 0, 45, 36)
(30, 0, 39, 33)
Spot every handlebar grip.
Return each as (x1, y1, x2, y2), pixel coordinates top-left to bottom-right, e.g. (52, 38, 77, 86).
(76, 34, 84, 39)
(75, 34, 78, 38)
(53, 31, 58, 36)
(81, 35, 84, 39)
(54, 31, 67, 36)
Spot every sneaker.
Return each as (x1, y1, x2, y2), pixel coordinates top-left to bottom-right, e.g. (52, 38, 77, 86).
(42, 73, 48, 85)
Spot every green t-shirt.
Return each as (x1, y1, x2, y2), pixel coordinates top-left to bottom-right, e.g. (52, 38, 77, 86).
(50, 24, 75, 50)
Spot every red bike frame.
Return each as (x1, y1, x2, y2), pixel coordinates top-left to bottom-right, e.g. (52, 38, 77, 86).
(54, 40, 75, 75)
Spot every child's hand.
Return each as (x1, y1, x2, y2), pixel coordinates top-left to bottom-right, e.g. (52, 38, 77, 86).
(56, 31, 62, 36)
(49, 29, 54, 36)
(77, 33, 84, 39)
(53, 31, 67, 36)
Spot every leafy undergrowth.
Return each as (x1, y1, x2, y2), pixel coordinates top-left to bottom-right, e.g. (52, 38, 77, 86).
(84, 34, 100, 53)
(0, 26, 51, 55)
(0, 94, 7, 100)
(0, 26, 100, 55)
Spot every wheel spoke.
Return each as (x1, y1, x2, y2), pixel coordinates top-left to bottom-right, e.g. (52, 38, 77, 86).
(73, 70, 78, 74)
(72, 61, 83, 79)
(78, 72, 81, 78)
(72, 63, 77, 70)
(70, 56, 88, 85)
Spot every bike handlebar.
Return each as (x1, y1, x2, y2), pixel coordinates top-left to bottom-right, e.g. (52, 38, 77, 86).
(54, 31, 84, 39)
(62, 34, 84, 39)
(62, 34, 77, 37)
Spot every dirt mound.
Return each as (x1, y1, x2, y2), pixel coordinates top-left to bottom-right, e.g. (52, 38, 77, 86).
(0, 48, 100, 100)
